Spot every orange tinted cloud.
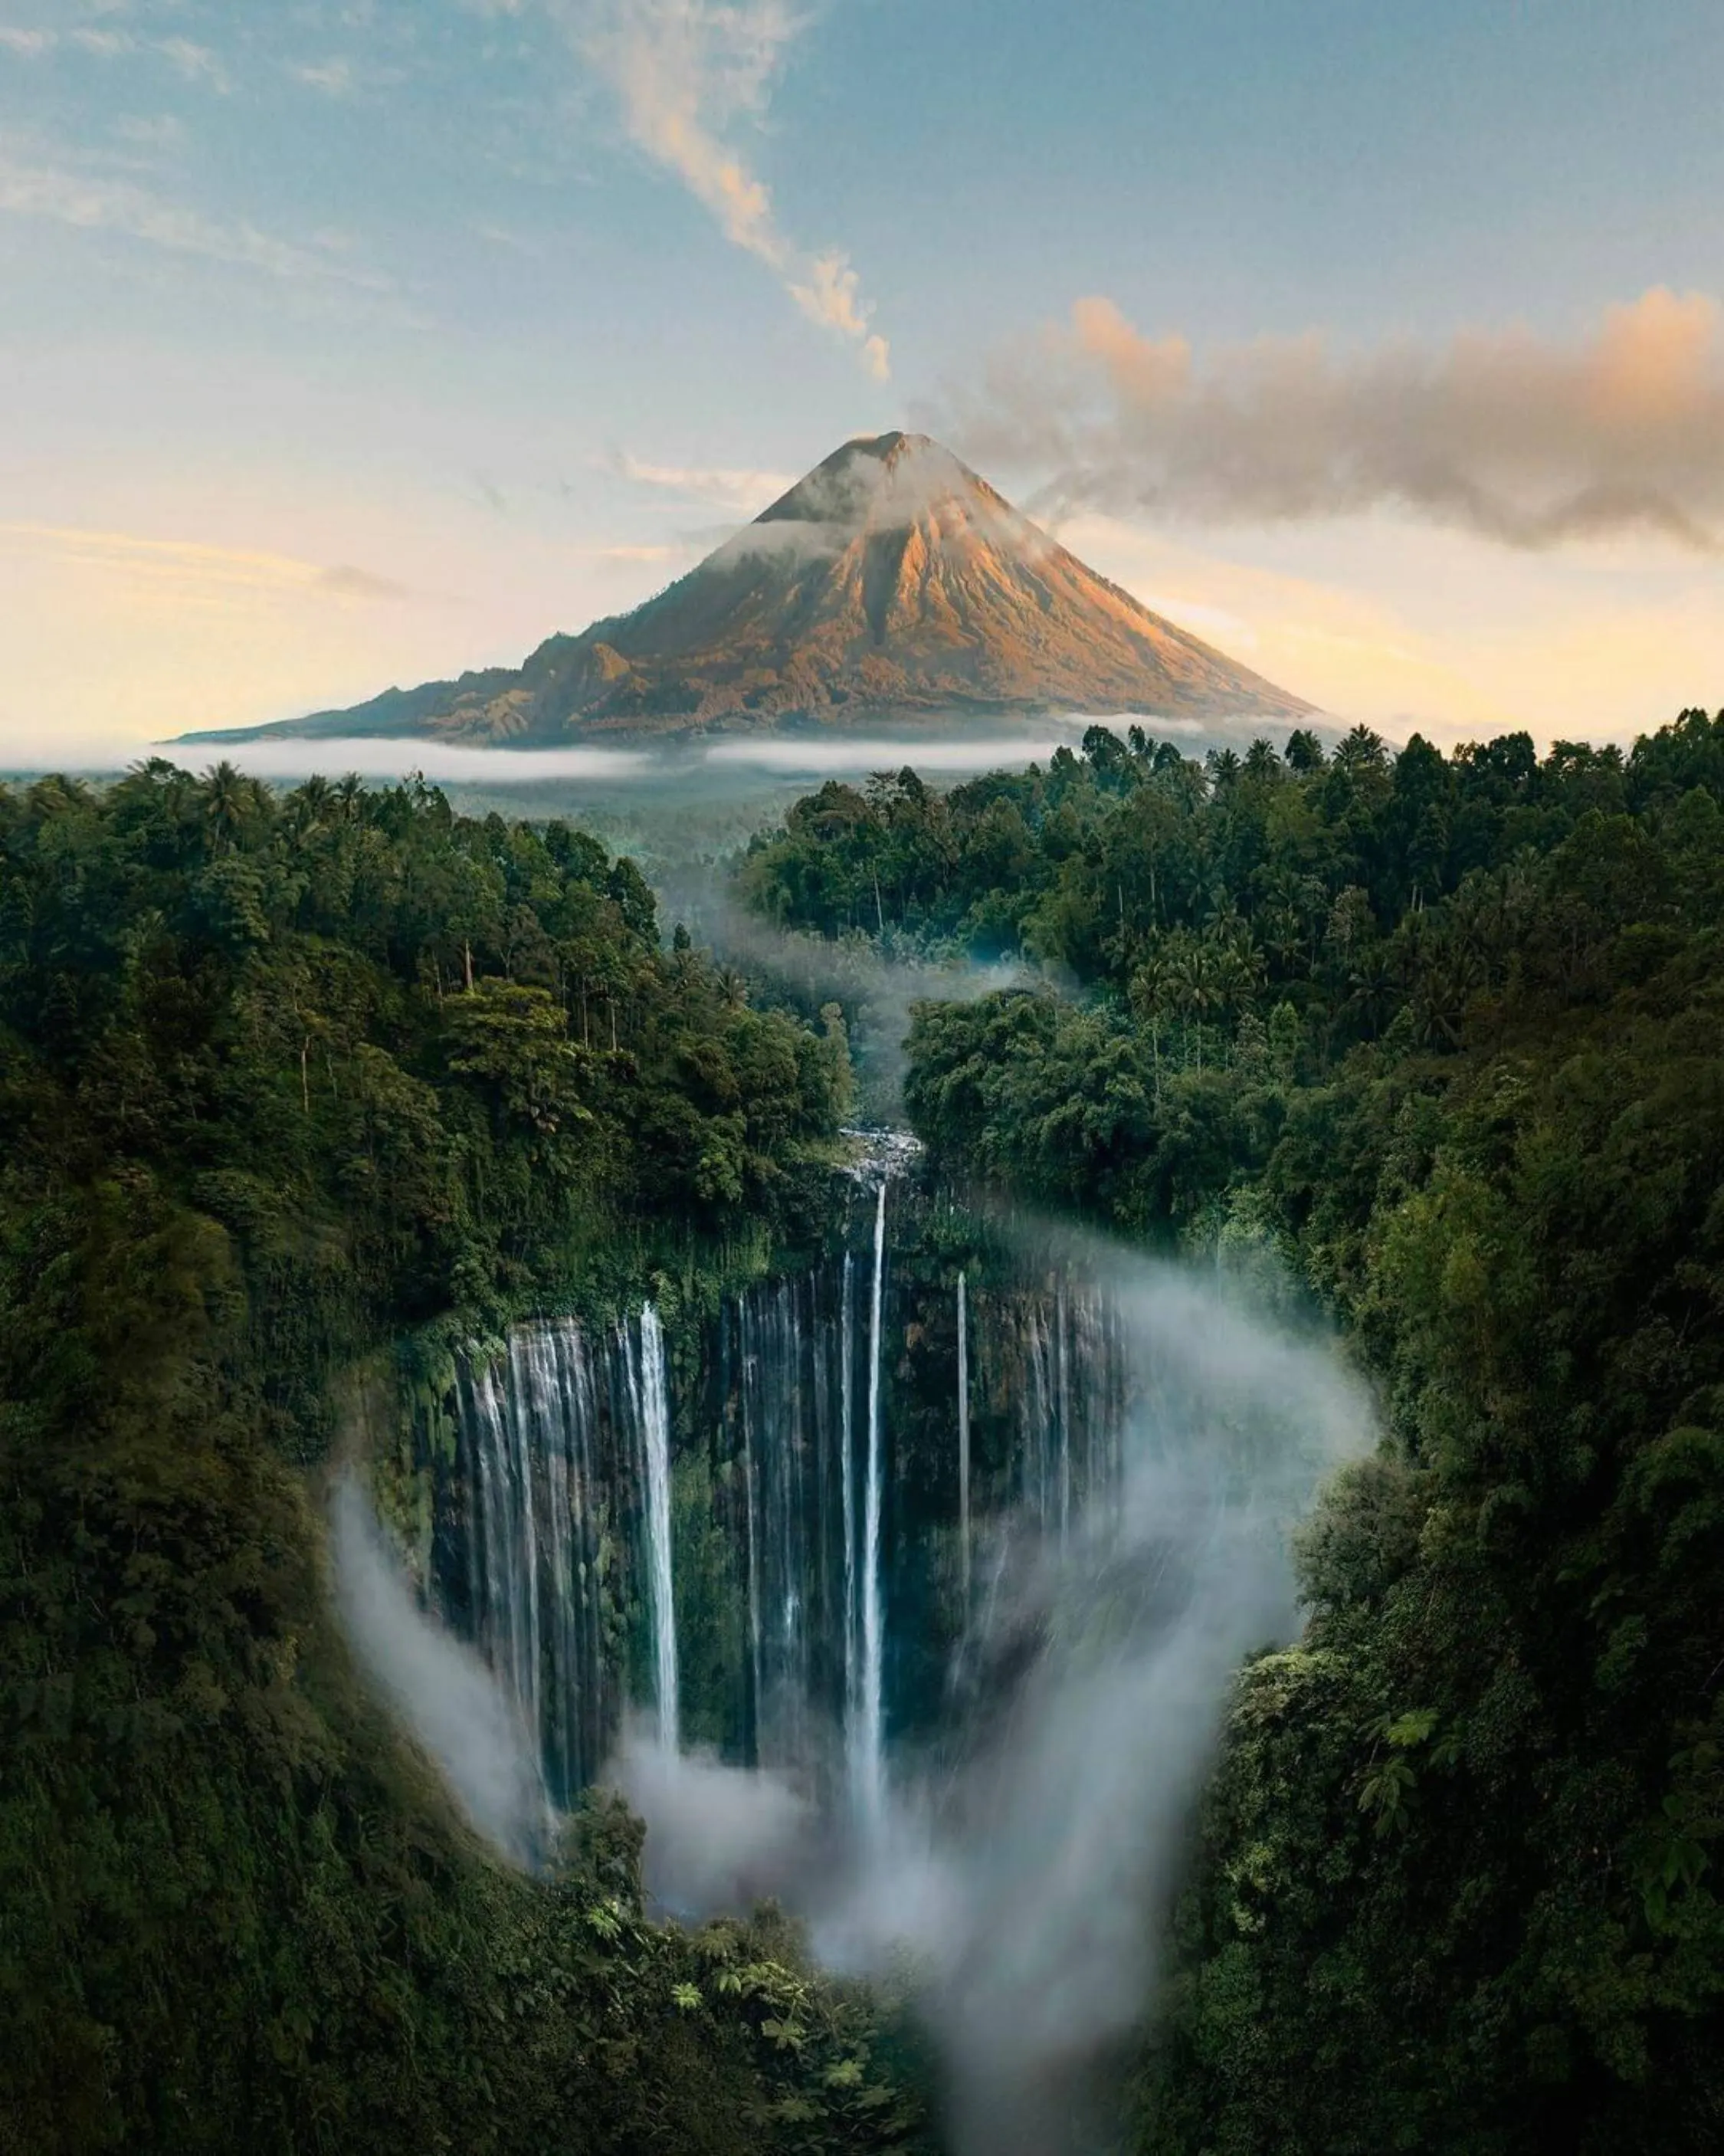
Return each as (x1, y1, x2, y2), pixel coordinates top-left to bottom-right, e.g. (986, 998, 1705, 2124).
(946, 289, 1724, 551)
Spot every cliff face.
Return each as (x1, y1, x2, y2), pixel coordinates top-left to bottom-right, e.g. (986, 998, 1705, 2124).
(189, 432, 1313, 744)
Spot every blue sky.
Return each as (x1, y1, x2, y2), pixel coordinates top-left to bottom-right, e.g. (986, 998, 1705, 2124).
(4, 0, 1723, 754)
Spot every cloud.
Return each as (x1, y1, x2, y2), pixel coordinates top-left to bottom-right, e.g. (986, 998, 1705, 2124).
(73, 28, 133, 58)
(314, 563, 411, 600)
(113, 113, 184, 150)
(613, 449, 795, 514)
(159, 37, 230, 93)
(940, 287, 1724, 552)
(700, 726, 1119, 775)
(169, 740, 656, 783)
(561, 0, 889, 376)
(1, 522, 411, 605)
(289, 57, 355, 96)
(0, 148, 392, 288)
(582, 540, 684, 563)
(470, 218, 546, 257)
(0, 28, 54, 56)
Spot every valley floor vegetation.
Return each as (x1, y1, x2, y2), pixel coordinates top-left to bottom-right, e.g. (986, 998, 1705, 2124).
(741, 710, 1724, 2154)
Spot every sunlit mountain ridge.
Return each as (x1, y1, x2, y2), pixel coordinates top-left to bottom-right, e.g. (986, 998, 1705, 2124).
(179, 432, 1313, 747)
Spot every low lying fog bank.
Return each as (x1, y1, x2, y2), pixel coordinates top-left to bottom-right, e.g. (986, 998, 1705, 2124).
(2, 710, 1246, 786)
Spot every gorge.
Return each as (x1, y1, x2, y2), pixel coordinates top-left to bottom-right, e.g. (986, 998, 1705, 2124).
(349, 1142, 1376, 2151)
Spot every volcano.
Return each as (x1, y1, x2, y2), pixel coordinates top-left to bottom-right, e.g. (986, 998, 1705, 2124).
(185, 433, 1313, 744)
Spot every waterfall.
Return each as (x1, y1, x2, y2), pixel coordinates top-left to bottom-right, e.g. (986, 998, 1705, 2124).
(435, 1190, 1136, 1823)
(840, 1252, 857, 1739)
(741, 1341, 763, 1760)
(636, 1303, 678, 1751)
(739, 1280, 823, 1768)
(457, 1321, 608, 1803)
(1056, 1282, 1071, 1547)
(452, 1308, 678, 1802)
(854, 1175, 890, 1826)
(957, 1271, 971, 1603)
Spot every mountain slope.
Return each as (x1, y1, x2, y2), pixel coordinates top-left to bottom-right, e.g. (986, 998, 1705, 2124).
(187, 433, 1313, 744)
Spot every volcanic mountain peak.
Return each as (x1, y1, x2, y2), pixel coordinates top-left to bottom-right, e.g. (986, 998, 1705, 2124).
(182, 433, 1315, 747)
(755, 430, 1008, 532)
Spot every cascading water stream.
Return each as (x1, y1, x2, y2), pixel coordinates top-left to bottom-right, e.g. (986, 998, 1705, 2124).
(637, 1303, 678, 1751)
(854, 1175, 890, 1829)
(840, 1252, 857, 1740)
(957, 1271, 971, 1604)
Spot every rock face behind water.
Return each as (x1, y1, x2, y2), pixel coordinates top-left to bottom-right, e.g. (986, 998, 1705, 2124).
(191, 433, 1313, 743)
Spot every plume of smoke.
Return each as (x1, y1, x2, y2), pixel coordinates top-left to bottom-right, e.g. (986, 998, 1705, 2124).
(937, 286, 1724, 551)
(329, 1475, 547, 1867)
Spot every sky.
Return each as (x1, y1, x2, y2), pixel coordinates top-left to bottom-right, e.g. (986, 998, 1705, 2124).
(2, 0, 1722, 763)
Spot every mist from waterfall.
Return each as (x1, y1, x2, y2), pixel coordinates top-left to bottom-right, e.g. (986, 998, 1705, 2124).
(360, 1177, 1371, 2151)
(329, 1475, 546, 1867)
(811, 1238, 1375, 2156)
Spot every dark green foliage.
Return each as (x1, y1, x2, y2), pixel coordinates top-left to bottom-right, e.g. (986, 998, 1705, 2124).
(0, 763, 930, 2154)
(747, 710, 1724, 2151)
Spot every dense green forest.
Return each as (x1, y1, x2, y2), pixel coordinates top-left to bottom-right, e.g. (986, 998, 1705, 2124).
(0, 762, 932, 2155)
(742, 711, 1724, 2152)
(8, 715, 1722, 2155)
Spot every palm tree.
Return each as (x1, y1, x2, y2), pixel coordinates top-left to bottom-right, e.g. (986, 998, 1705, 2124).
(1129, 942, 1180, 1102)
(290, 774, 333, 835)
(199, 762, 254, 854)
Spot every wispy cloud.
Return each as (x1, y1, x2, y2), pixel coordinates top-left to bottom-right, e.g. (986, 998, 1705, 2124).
(159, 37, 229, 94)
(288, 57, 355, 97)
(0, 522, 412, 605)
(73, 28, 134, 59)
(941, 288, 1724, 552)
(788, 250, 889, 379)
(0, 27, 54, 57)
(613, 449, 793, 514)
(556, 0, 889, 377)
(113, 113, 185, 151)
(0, 145, 392, 288)
(313, 562, 412, 601)
(582, 540, 685, 563)
(470, 218, 546, 257)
